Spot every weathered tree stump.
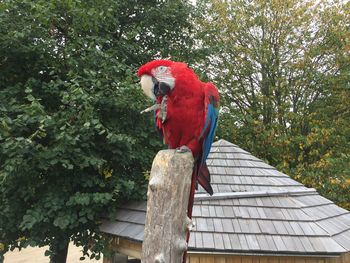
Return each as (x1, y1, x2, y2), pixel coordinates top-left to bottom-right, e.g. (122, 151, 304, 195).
(141, 149, 194, 263)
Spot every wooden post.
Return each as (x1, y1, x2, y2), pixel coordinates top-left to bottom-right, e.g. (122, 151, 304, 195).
(141, 150, 194, 263)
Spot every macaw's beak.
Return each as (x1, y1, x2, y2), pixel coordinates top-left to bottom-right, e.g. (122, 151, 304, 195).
(152, 76, 171, 97)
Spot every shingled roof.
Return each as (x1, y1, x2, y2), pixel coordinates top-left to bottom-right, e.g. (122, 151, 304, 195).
(100, 139, 350, 256)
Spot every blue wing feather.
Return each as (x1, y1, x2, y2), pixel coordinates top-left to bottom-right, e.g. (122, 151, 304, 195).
(154, 111, 157, 129)
(201, 102, 219, 164)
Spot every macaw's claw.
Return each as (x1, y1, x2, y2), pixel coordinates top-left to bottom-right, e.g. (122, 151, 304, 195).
(140, 103, 160, 114)
(176, 145, 191, 153)
(159, 95, 168, 123)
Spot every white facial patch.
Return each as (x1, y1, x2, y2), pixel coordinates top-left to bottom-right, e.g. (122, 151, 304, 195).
(140, 75, 156, 100)
(152, 66, 175, 90)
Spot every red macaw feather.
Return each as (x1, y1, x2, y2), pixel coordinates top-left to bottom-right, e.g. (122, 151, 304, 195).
(138, 60, 219, 263)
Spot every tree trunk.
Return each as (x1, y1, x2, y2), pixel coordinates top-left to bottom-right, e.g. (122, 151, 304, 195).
(50, 241, 69, 263)
(141, 149, 194, 263)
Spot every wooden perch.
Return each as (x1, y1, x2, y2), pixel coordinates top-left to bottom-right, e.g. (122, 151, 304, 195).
(141, 149, 194, 263)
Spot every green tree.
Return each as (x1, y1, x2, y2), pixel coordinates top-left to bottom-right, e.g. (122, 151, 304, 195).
(292, 2, 350, 209)
(0, 0, 196, 262)
(196, 0, 349, 208)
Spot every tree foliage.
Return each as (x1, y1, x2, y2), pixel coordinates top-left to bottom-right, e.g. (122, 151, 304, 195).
(1, 0, 349, 261)
(196, 0, 350, 208)
(0, 0, 196, 261)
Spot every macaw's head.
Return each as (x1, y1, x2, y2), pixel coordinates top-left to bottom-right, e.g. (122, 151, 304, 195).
(137, 59, 194, 100)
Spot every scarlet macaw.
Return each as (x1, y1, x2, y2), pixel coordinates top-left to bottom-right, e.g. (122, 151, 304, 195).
(137, 59, 219, 242)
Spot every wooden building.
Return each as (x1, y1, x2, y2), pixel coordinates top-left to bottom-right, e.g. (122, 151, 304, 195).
(100, 140, 350, 263)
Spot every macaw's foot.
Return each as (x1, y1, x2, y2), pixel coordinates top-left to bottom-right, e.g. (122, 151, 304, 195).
(176, 145, 191, 153)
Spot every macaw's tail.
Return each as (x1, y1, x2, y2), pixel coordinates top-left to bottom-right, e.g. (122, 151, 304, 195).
(187, 162, 213, 219)
(197, 162, 213, 196)
(183, 169, 196, 263)
(183, 162, 213, 263)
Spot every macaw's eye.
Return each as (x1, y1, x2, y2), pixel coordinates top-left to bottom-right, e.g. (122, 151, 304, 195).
(158, 66, 167, 73)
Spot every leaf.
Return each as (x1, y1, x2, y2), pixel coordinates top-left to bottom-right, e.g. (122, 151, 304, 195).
(53, 217, 70, 230)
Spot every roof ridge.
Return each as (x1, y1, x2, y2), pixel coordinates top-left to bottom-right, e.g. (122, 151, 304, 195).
(194, 188, 317, 201)
(191, 230, 332, 238)
(303, 204, 350, 251)
(192, 213, 348, 223)
(207, 157, 264, 161)
(208, 165, 277, 170)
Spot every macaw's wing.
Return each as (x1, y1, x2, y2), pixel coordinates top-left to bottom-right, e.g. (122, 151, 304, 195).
(201, 83, 220, 162)
(198, 82, 220, 195)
